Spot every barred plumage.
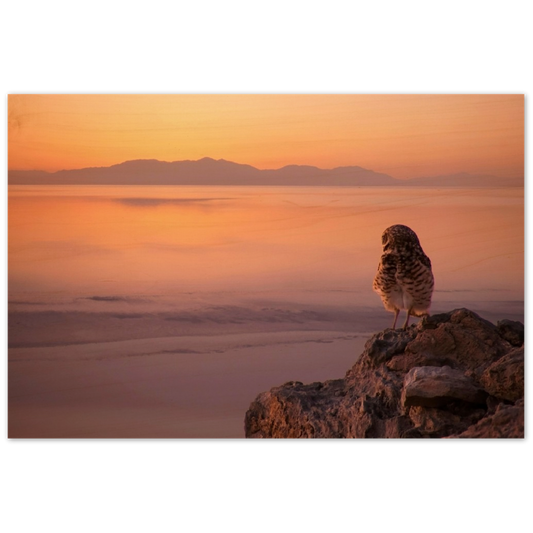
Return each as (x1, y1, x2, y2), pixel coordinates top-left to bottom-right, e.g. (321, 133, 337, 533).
(373, 224, 434, 329)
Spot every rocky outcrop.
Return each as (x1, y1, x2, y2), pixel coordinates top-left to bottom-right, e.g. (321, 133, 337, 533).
(244, 309, 524, 438)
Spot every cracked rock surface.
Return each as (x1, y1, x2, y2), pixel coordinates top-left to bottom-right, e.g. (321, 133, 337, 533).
(244, 309, 524, 438)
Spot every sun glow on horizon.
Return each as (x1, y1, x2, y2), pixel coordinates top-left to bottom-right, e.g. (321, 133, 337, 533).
(8, 94, 524, 179)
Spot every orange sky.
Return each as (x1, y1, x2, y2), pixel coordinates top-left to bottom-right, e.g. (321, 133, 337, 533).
(8, 94, 524, 179)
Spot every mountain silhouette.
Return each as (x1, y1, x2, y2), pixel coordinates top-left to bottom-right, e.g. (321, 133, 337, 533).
(8, 158, 522, 187)
(8, 158, 397, 186)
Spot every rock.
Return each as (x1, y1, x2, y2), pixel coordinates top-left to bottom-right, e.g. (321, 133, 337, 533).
(451, 401, 524, 438)
(401, 366, 487, 408)
(362, 327, 417, 367)
(244, 379, 347, 438)
(244, 308, 524, 438)
(400, 308, 509, 378)
(497, 319, 524, 347)
(480, 347, 524, 402)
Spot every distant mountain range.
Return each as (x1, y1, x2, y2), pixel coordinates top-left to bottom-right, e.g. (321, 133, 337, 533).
(8, 158, 523, 187)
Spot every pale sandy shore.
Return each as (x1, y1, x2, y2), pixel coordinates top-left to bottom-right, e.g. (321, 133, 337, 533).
(8, 298, 523, 438)
(9, 330, 369, 438)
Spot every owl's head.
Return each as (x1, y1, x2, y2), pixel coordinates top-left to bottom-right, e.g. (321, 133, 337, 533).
(381, 224, 422, 251)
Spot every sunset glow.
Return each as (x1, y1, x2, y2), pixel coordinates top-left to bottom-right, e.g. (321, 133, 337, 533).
(8, 94, 524, 179)
(8, 94, 525, 440)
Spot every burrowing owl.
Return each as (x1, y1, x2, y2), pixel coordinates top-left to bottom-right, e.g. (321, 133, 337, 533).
(373, 224, 434, 329)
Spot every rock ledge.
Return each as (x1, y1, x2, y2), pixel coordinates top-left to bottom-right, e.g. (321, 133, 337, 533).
(244, 309, 524, 438)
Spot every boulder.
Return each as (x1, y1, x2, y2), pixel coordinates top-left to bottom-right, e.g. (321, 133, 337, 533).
(497, 319, 524, 347)
(401, 366, 487, 408)
(453, 401, 524, 438)
(244, 308, 524, 438)
(480, 347, 524, 402)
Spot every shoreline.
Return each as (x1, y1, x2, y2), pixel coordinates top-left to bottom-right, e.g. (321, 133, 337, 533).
(8, 298, 524, 350)
(8, 297, 524, 439)
(9, 330, 369, 438)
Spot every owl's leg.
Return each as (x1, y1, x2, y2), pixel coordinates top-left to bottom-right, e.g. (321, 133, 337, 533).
(402, 309, 412, 330)
(392, 308, 400, 329)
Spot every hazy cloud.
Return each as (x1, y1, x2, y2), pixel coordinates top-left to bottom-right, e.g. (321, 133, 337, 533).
(113, 197, 234, 207)
(84, 296, 129, 302)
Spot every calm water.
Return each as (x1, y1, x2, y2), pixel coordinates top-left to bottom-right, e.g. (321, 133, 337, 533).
(9, 185, 523, 318)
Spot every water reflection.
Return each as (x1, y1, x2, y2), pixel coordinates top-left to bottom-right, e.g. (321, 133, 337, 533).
(9, 185, 523, 314)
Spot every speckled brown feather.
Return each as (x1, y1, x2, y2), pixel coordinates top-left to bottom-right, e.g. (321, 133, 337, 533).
(373, 224, 434, 329)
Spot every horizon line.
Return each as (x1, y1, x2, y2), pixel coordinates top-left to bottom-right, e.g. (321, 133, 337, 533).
(7, 157, 374, 174)
(7, 157, 523, 181)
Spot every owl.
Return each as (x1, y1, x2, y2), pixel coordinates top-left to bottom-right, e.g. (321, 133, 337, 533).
(373, 224, 434, 329)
